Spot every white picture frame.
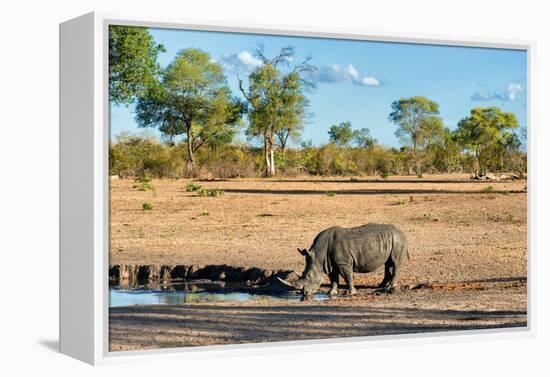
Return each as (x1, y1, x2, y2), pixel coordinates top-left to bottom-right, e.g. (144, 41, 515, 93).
(59, 11, 535, 365)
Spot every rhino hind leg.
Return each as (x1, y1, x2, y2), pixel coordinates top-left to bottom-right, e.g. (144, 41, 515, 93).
(387, 255, 404, 288)
(378, 262, 393, 288)
(340, 267, 357, 295)
(388, 264, 400, 288)
(384, 242, 408, 289)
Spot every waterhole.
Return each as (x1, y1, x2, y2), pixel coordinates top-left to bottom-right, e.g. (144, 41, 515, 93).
(109, 281, 329, 307)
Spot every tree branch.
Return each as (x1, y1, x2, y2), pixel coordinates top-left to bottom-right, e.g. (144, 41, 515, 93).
(237, 75, 252, 102)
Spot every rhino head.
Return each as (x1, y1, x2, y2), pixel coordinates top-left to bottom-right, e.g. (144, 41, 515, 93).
(278, 248, 324, 299)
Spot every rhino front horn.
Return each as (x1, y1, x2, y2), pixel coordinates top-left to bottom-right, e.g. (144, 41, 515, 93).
(277, 277, 300, 289)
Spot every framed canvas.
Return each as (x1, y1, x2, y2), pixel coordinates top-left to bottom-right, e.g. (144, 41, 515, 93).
(59, 11, 534, 365)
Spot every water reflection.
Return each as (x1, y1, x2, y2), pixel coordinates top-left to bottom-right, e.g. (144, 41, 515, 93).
(109, 281, 329, 307)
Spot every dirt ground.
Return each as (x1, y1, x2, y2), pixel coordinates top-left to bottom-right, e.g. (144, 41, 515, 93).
(109, 174, 528, 350)
(109, 280, 527, 351)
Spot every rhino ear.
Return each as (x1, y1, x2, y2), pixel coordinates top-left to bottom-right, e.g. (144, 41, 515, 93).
(297, 248, 309, 256)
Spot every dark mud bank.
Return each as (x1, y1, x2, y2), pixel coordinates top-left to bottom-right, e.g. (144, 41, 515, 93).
(109, 264, 300, 287)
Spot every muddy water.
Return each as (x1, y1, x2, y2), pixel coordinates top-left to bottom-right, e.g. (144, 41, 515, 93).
(109, 281, 329, 307)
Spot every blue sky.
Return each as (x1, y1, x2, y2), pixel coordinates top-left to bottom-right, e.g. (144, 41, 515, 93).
(110, 27, 527, 148)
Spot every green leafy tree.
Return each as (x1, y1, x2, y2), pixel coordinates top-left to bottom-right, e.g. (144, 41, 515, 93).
(108, 26, 165, 105)
(422, 127, 460, 173)
(417, 116, 446, 148)
(454, 107, 519, 174)
(389, 96, 443, 150)
(239, 46, 314, 176)
(503, 132, 521, 152)
(275, 95, 309, 154)
(328, 121, 354, 146)
(389, 96, 443, 174)
(505, 132, 522, 171)
(135, 48, 243, 173)
(352, 127, 377, 148)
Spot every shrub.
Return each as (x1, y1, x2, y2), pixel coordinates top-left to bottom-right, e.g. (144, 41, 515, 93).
(423, 212, 440, 222)
(196, 145, 259, 178)
(274, 150, 302, 174)
(135, 176, 152, 183)
(487, 211, 519, 224)
(392, 198, 409, 206)
(133, 181, 154, 191)
(109, 132, 528, 179)
(197, 188, 224, 197)
(482, 185, 495, 193)
(109, 133, 181, 178)
(185, 182, 223, 197)
(505, 212, 514, 223)
(142, 202, 154, 211)
(186, 182, 202, 192)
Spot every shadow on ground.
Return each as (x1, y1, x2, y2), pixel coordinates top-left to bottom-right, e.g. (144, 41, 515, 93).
(109, 303, 527, 350)
(197, 178, 524, 184)
(216, 188, 525, 196)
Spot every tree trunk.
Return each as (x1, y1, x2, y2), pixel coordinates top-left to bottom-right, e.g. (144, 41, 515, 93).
(264, 137, 271, 177)
(280, 129, 290, 155)
(412, 133, 421, 176)
(263, 136, 276, 177)
(415, 159, 422, 177)
(270, 148, 275, 176)
(474, 146, 480, 176)
(186, 125, 196, 175)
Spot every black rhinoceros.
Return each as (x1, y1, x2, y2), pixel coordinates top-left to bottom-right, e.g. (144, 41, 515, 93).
(278, 224, 409, 297)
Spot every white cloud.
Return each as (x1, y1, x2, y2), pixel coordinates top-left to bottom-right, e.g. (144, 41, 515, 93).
(237, 51, 262, 67)
(220, 54, 381, 87)
(221, 51, 262, 73)
(310, 64, 381, 86)
(471, 82, 523, 102)
(346, 64, 359, 81)
(361, 76, 381, 86)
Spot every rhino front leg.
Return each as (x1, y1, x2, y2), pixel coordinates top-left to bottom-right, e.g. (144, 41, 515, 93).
(329, 270, 339, 296)
(340, 266, 357, 295)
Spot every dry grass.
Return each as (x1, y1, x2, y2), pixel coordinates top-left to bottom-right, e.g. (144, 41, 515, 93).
(110, 174, 527, 286)
(109, 174, 528, 350)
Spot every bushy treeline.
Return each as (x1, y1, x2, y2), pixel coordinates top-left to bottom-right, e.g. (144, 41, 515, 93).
(109, 132, 526, 179)
(108, 27, 527, 179)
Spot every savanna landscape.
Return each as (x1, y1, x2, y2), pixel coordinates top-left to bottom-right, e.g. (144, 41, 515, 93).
(108, 25, 528, 351)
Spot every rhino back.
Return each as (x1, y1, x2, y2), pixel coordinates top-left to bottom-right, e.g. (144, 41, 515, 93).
(330, 224, 405, 273)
